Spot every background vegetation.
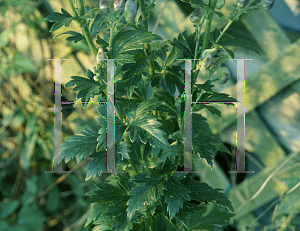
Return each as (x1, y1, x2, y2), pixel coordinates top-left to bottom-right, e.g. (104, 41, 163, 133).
(1, 0, 300, 230)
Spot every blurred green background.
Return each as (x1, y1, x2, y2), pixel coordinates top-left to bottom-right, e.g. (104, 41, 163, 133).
(1, 0, 300, 230)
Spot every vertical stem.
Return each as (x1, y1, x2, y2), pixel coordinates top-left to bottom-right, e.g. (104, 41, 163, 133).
(81, 26, 98, 57)
(70, 0, 98, 57)
(138, 0, 156, 116)
(69, 0, 79, 17)
(192, 17, 205, 70)
(201, 0, 217, 53)
(109, 25, 114, 48)
(77, 0, 85, 16)
(138, 0, 148, 29)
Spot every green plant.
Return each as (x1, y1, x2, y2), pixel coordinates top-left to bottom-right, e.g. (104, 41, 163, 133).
(45, 0, 273, 230)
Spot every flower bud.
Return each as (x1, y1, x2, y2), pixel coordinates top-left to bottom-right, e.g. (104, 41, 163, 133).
(97, 47, 104, 63)
(200, 47, 218, 70)
(123, 0, 137, 23)
(210, 55, 225, 69)
(215, 0, 225, 9)
(99, 0, 109, 13)
(219, 67, 230, 84)
(262, 0, 275, 10)
(201, 52, 213, 70)
(237, 0, 249, 8)
(190, 8, 205, 23)
(114, 0, 125, 13)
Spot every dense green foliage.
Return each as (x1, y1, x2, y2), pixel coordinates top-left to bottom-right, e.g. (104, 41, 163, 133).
(44, 0, 272, 230)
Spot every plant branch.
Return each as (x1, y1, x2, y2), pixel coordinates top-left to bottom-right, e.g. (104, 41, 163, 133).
(81, 25, 98, 57)
(69, 0, 79, 17)
(201, 0, 217, 53)
(138, 0, 148, 29)
(77, 0, 85, 16)
(69, 0, 98, 57)
(216, 3, 262, 44)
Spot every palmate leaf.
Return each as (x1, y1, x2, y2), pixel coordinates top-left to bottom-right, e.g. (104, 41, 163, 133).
(85, 151, 106, 181)
(103, 203, 134, 231)
(186, 181, 234, 212)
(122, 55, 149, 99)
(124, 101, 171, 150)
(200, 91, 237, 102)
(81, 7, 99, 19)
(217, 33, 260, 55)
(150, 65, 185, 97)
(163, 175, 191, 219)
(133, 76, 154, 102)
(86, 183, 130, 204)
(176, 200, 200, 228)
(192, 113, 216, 168)
(148, 41, 169, 61)
(192, 113, 213, 136)
(193, 104, 222, 118)
(65, 75, 104, 108)
(127, 174, 163, 220)
(53, 125, 99, 166)
(90, 14, 105, 36)
(158, 145, 183, 164)
(45, 8, 75, 32)
(116, 140, 131, 160)
(85, 204, 105, 227)
(111, 29, 162, 58)
(170, 31, 197, 59)
(165, 65, 185, 97)
(164, 44, 180, 67)
(53, 31, 85, 43)
(90, 204, 114, 230)
(187, 204, 234, 230)
(193, 134, 215, 169)
(195, 80, 214, 92)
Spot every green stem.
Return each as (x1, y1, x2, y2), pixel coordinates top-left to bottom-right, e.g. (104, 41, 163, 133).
(201, 0, 217, 53)
(77, 0, 85, 16)
(109, 24, 115, 48)
(69, 0, 79, 17)
(216, 3, 262, 44)
(192, 89, 203, 111)
(138, 0, 148, 29)
(69, 0, 98, 57)
(215, 19, 233, 44)
(138, 0, 156, 115)
(77, 0, 84, 16)
(81, 25, 98, 57)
